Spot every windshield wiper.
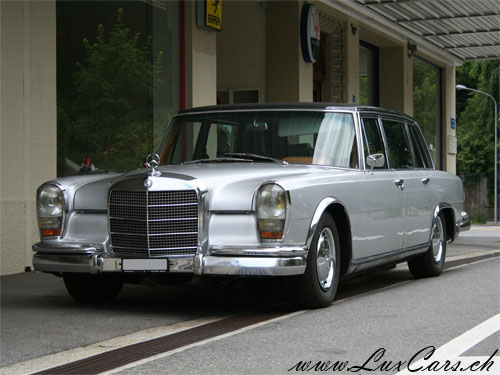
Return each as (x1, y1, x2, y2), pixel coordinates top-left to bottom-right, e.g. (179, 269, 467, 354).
(224, 153, 287, 165)
(182, 157, 253, 165)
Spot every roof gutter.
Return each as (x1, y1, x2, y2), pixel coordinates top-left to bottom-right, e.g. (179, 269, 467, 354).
(319, 0, 464, 66)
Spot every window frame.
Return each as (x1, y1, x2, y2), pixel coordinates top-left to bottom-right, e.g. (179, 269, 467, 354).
(162, 109, 362, 169)
(407, 121, 435, 170)
(377, 116, 436, 171)
(360, 115, 389, 170)
(379, 117, 415, 170)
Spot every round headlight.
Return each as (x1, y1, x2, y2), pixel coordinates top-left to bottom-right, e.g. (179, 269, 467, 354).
(38, 185, 63, 217)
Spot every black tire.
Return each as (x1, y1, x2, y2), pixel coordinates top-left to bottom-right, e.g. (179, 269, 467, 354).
(63, 274, 123, 303)
(287, 214, 340, 309)
(408, 212, 447, 278)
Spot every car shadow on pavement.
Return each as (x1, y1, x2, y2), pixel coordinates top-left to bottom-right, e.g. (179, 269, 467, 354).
(2, 267, 416, 315)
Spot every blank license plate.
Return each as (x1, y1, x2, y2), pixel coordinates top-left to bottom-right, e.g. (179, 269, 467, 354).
(122, 259, 169, 272)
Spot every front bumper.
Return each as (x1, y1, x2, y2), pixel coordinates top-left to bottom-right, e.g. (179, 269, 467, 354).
(32, 243, 307, 277)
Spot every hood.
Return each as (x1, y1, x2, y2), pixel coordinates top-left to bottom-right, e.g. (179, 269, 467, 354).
(72, 163, 349, 211)
(163, 163, 311, 211)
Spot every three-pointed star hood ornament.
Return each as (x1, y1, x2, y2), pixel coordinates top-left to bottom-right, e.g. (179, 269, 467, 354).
(144, 153, 161, 188)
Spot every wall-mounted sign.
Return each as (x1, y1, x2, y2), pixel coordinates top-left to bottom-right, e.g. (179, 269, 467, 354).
(448, 135, 457, 155)
(300, 4, 320, 63)
(197, 0, 222, 31)
(451, 117, 456, 130)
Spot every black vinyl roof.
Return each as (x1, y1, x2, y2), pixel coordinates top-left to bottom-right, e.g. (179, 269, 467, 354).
(177, 102, 415, 121)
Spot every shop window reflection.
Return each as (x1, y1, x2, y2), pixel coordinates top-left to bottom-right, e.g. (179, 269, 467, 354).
(413, 57, 441, 169)
(56, 1, 179, 176)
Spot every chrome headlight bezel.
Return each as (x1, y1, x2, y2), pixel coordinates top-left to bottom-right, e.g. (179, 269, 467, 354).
(255, 182, 288, 242)
(37, 182, 67, 238)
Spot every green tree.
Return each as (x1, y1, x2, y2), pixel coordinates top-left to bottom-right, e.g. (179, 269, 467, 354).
(60, 8, 163, 174)
(456, 60, 500, 202)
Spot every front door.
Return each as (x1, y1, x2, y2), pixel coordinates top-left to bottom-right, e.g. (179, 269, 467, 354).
(351, 116, 405, 260)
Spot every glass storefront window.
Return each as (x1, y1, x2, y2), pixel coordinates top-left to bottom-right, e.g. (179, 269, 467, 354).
(56, 1, 179, 176)
(359, 42, 379, 106)
(413, 57, 441, 168)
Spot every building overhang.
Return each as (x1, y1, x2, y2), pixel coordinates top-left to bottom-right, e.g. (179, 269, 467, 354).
(321, 0, 500, 66)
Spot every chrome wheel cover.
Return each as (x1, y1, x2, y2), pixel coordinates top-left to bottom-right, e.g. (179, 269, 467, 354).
(431, 216, 444, 263)
(316, 227, 336, 291)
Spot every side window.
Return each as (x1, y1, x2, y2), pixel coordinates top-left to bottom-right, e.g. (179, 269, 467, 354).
(381, 119, 414, 169)
(361, 117, 387, 169)
(408, 123, 432, 169)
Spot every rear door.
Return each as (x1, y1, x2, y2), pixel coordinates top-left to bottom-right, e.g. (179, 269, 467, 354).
(380, 118, 432, 249)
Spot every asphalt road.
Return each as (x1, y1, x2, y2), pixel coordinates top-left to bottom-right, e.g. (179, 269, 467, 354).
(1, 225, 498, 374)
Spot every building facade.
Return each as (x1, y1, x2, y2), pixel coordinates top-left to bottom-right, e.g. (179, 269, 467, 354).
(1, 0, 461, 275)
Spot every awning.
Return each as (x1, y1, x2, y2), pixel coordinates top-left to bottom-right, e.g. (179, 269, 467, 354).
(326, 0, 500, 64)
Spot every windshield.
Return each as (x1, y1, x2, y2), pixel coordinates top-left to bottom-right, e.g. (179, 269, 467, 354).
(159, 110, 358, 168)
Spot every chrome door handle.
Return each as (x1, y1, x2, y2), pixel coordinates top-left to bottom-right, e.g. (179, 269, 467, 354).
(421, 177, 430, 184)
(394, 179, 405, 191)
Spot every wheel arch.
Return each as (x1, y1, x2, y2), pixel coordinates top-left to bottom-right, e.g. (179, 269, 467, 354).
(307, 198, 352, 276)
(434, 203, 456, 243)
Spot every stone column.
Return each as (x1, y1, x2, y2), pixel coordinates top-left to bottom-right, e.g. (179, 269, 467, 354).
(379, 46, 413, 115)
(184, 1, 217, 108)
(443, 65, 457, 174)
(267, 0, 313, 102)
(1, 1, 57, 275)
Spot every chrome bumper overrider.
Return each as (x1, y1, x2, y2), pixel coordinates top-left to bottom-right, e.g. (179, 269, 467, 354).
(32, 243, 307, 276)
(456, 211, 471, 234)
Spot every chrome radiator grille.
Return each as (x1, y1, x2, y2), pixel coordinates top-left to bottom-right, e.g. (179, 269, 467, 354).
(109, 190, 199, 257)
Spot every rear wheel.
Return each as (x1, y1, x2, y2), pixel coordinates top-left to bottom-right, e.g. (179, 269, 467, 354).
(287, 214, 340, 309)
(408, 212, 446, 278)
(63, 274, 123, 303)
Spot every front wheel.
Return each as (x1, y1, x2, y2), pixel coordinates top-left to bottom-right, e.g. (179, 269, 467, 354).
(287, 214, 340, 309)
(63, 274, 123, 303)
(408, 212, 447, 278)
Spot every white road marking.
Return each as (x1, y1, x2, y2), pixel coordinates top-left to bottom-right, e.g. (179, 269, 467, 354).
(0, 316, 227, 375)
(395, 314, 500, 375)
(445, 253, 500, 272)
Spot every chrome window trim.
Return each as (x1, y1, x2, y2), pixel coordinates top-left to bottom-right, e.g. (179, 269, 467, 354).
(378, 116, 394, 170)
(159, 109, 363, 170)
(411, 121, 436, 170)
(172, 108, 359, 118)
(359, 114, 390, 171)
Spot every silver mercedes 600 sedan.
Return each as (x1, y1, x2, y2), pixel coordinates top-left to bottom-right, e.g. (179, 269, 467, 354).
(33, 104, 470, 308)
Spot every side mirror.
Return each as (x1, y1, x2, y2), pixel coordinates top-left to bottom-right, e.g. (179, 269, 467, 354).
(366, 153, 385, 172)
